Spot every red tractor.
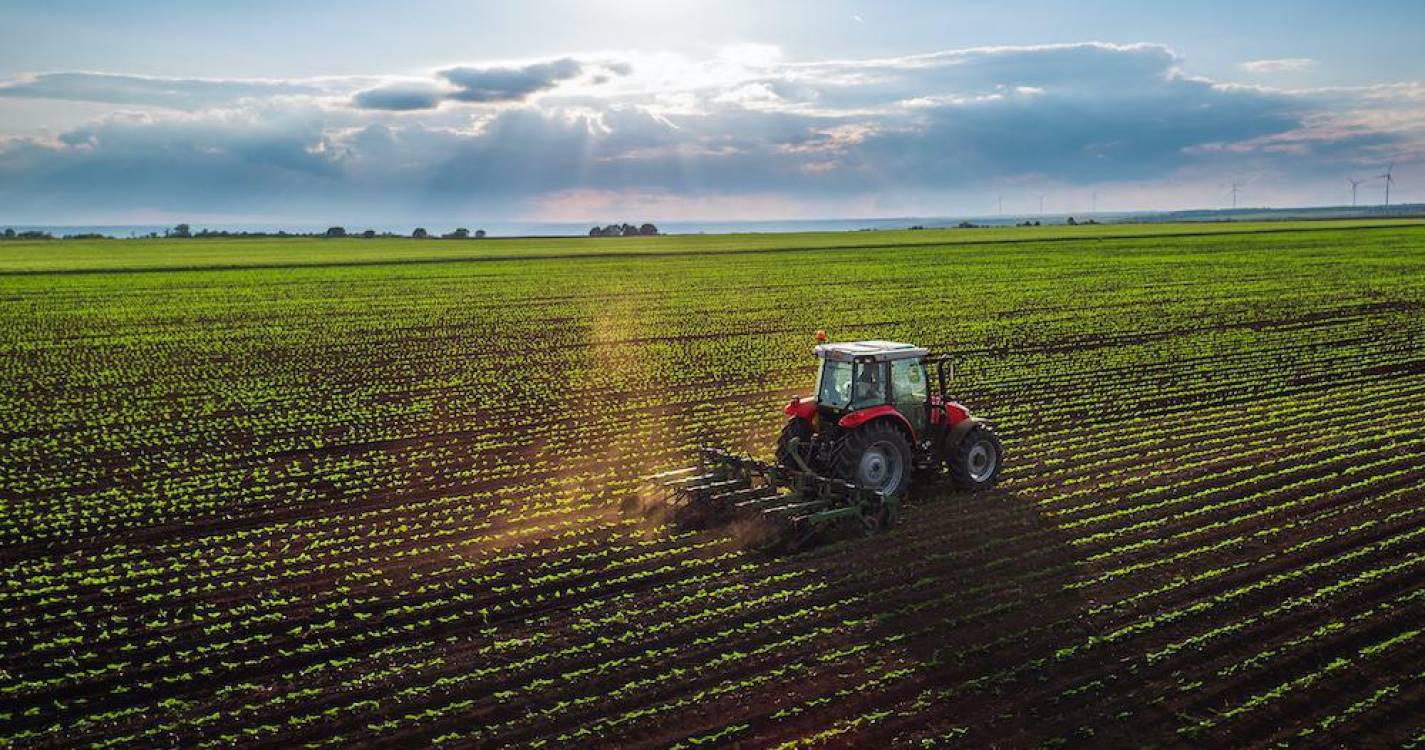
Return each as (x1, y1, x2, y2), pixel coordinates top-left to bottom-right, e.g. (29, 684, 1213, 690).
(778, 338, 1002, 497)
(653, 337, 1002, 546)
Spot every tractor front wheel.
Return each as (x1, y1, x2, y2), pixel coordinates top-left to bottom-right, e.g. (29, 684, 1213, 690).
(833, 421, 913, 497)
(948, 425, 1002, 491)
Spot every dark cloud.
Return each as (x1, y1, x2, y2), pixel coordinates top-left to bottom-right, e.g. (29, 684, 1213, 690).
(351, 84, 445, 111)
(440, 57, 583, 102)
(349, 57, 595, 111)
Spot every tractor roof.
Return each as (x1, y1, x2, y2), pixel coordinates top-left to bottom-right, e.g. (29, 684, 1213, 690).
(814, 340, 929, 362)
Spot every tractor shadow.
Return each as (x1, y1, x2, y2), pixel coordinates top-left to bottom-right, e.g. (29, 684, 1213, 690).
(789, 482, 1092, 692)
(622, 479, 1112, 745)
(622, 461, 1090, 646)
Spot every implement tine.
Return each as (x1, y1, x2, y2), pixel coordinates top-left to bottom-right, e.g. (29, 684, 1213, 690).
(760, 499, 829, 516)
(702, 448, 774, 472)
(661, 472, 722, 489)
(731, 491, 784, 509)
(682, 478, 751, 494)
(712, 486, 778, 503)
(646, 466, 701, 481)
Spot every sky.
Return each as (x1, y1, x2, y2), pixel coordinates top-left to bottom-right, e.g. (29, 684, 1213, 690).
(1, 0, 1422, 226)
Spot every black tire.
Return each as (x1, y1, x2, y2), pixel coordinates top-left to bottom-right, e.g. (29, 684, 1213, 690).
(776, 418, 814, 469)
(832, 420, 913, 497)
(948, 425, 1002, 491)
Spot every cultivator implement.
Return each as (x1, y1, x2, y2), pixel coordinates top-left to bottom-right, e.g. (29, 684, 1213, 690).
(646, 443, 900, 551)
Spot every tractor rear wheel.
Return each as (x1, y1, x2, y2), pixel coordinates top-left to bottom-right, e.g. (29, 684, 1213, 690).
(776, 418, 814, 469)
(948, 425, 1002, 491)
(833, 421, 913, 497)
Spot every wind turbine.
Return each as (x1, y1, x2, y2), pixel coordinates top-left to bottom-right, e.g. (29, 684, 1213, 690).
(1378, 162, 1396, 207)
(1229, 182, 1241, 210)
(1038, 195, 1045, 216)
(1349, 177, 1364, 207)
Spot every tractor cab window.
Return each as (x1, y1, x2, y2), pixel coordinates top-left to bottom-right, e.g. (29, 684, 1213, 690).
(851, 361, 888, 409)
(816, 359, 853, 409)
(891, 358, 929, 434)
(817, 359, 887, 410)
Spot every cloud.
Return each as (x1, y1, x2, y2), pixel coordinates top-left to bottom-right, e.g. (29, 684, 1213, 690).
(440, 57, 583, 102)
(0, 42, 1420, 223)
(349, 57, 601, 111)
(0, 60, 609, 115)
(0, 72, 332, 110)
(1242, 58, 1316, 74)
(350, 84, 445, 112)
(0, 109, 346, 220)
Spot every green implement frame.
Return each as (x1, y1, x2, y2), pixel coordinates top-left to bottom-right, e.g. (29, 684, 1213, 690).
(648, 444, 900, 551)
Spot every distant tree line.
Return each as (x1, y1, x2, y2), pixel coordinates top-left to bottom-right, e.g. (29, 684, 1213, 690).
(588, 223, 659, 237)
(1, 228, 59, 240)
(0, 228, 115, 240)
(328, 226, 488, 239)
(2, 222, 675, 241)
(137, 224, 493, 240)
(158, 224, 353, 239)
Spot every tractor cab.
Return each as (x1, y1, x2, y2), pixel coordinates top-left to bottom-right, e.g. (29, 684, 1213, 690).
(812, 340, 932, 436)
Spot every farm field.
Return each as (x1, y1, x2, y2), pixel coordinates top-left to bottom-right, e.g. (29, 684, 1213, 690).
(3, 219, 1425, 748)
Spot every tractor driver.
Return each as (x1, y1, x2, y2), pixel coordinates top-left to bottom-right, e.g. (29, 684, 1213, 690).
(854, 363, 885, 405)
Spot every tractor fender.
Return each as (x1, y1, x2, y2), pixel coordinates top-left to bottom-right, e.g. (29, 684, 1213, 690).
(943, 401, 971, 426)
(838, 405, 917, 443)
(930, 398, 970, 427)
(944, 417, 986, 453)
(784, 397, 818, 421)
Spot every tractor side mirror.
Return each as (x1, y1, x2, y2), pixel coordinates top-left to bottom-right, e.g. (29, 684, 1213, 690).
(936, 357, 955, 397)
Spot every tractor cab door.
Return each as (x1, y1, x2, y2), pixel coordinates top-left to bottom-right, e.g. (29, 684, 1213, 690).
(891, 358, 930, 438)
